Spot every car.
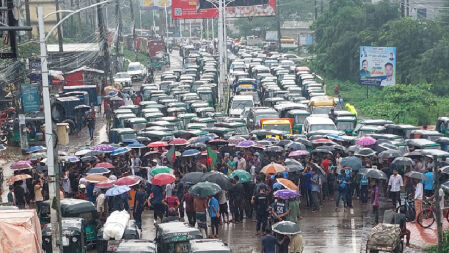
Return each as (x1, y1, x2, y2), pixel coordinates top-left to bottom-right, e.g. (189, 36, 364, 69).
(127, 62, 147, 81)
(229, 95, 254, 118)
(114, 72, 132, 87)
(282, 54, 303, 63)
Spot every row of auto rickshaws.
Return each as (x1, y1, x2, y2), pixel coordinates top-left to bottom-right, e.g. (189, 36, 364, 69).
(39, 198, 232, 253)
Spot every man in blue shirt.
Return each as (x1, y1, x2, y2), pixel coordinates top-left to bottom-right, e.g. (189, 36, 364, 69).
(423, 168, 434, 197)
(261, 228, 278, 253)
(150, 184, 164, 223)
(310, 168, 321, 212)
(208, 195, 220, 238)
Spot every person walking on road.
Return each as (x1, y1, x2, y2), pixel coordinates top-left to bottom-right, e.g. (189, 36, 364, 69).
(183, 190, 196, 226)
(388, 169, 403, 208)
(86, 106, 96, 140)
(371, 179, 380, 224)
(310, 168, 321, 212)
(208, 194, 220, 238)
(133, 185, 145, 229)
(261, 228, 278, 253)
(414, 178, 423, 222)
(252, 186, 269, 235)
(194, 196, 209, 238)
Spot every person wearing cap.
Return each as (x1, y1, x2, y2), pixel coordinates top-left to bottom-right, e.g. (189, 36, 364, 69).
(76, 184, 88, 200)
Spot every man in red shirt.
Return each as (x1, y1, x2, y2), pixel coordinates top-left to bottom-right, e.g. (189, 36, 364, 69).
(163, 191, 180, 217)
(321, 155, 332, 175)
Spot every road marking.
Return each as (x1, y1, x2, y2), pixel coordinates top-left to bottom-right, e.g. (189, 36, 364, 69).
(351, 218, 357, 252)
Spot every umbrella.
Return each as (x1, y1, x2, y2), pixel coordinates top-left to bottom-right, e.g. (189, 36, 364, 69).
(365, 169, 388, 180)
(61, 156, 80, 163)
(115, 175, 141, 186)
(150, 166, 174, 176)
(85, 174, 108, 183)
(379, 149, 402, 159)
(30, 152, 46, 161)
(26, 146, 46, 154)
(236, 140, 257, 148)
(10, 160, 32, 170)
(109, 96, 123, 101)
(405, 150, 424, 157)
(273, 182, 283, 190)
(147, 141, 169, 148)
(122, 139, 138, 144)
(128, 143, 146, 149)
(151, 173, 176, 185)
(95, 162, 114, 169)
(229, 169, 252, 183)
(261, 163, 287, 175)
(188, 182, 222, 197)
(356, 136, 376, 147)
(288, 150, 309, 157)
(346, 145, 360, 154)
(144, 150, 160, 156)
(392, 157, 415, 167)
(182, 149, 201, 157)
(188, 142, 207, 150)
(105, 185, 131, 197)
(181, 172, 204, 184)
(440, 166, 449, 175)
(355, 148, 376, 157)
(95, 179, 116, 189)
(311, 149, 333, 156)
(272, 221, 301, 235)
(284, 159, 304, 172)
(278, 139, 293, 147)
(265, 146, 283, 153)
(8, 174, 31, 183)
(274, 189, 300, 200)
(0, 144, 5, 151)
(293, 138, 311, 147)
(405, 171, 428, 180)
(285, 142, 306, 151)
(136, 136, 151, 144)
(341, 156, 362, 170)
(228, 136, 246, 146)
(312, 138, 334, 145)
(111, 147, 131, 156)
(194, 135, 213, 143)
(208, 139, 228, 145)
(80, 156, 97, 163)
(75, 149, 95, 156)
(91, 144, 115, 152)
(169, 138, 188, 145)
(200, 171, 233, 190)
(74, 104, 90, 110)
(86, 167, 110, 175)
(276, 178, 299, 191)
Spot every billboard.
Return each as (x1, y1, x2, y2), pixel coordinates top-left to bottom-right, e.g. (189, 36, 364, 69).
(141, 0, 171, 10)
(22, 83, 40, 112)
(359, 46, 396, 86)
(172, 0, 276, 19)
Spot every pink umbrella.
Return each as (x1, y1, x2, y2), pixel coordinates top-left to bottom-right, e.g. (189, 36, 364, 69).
(356, 136, 377, 147)
(115, 175, 141, 186)
(11, 160, 32, 170)
(169, 138, 188, 145)
(95, 179, 116, 189)
(288, 150, 310, 157)
(95, 162, 114, 169)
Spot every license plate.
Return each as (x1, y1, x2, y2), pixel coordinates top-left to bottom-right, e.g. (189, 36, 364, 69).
(107, 240, 120, 251)
(62, 237, 69, 246)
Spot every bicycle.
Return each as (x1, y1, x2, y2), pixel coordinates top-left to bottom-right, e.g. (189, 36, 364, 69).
(396, 194, 416, 222)
(417, 198, 449, 228)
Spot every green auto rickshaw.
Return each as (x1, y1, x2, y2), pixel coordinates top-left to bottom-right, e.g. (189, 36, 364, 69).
(156, 222, 203, 253)
(335, 116, 357, 135)
(119, 105, 139, 115)
(144, 112, 164, 122)
(42, 217, 87, 253)
(179, 113, 197, 127)
(196, 107, 215, 118)
(114, 113, 137, 128)
(109, 128, 137, 143)
(161, 116, 185, 131)
(6, 117, 48, 147)
(197, 87, 214, 107)
(140, 130, 174, 141)
(125, 117, 148, 131)
(186, 123, 208, 130)
(167, 107, 187, 117)
(286, 109, 310, 134)
(191, 117, 216, 128)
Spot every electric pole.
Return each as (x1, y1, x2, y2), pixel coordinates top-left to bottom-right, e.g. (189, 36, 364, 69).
(128, 0, 137, 60)
(276, 0, 281, 52)
(114, 0, 121, 72)
(433, 155, 443, 253)
(97, 0, 111, 87)
(24, 0, 31, 40)
(55, 0, 63, 52)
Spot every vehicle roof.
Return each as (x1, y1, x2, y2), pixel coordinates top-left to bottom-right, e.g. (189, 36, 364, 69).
(305, 116, 335, 124)
(232, 95, 254, 100)
(287, 109, 310, 115)
(261, 118, 292, 124)
(406, 139, 439, 146)
(189, 239, 231, 253)
(411, 130, 442, 136)
(115, 240, 157, 253)
(157, 221, 201, 234)
(110, 128, 137, 133)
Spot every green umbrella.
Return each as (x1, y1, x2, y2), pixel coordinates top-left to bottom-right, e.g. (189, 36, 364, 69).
(188, 182, 222, 197)
(229, 169, 252, 183)
(150, 166, 173, 176)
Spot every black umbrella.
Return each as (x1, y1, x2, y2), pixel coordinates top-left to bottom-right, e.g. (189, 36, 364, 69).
(379, 149, 402, 159)
(405, 171, 428, 180)
(392, 157, 415, 167)
(311, 149, 333, 156)
(365, 169, 388, 180)
(278, 139, 293, 147)
(284, 158, 304, 172)
(265, 145, 283, 153)
(293, 138, 312, 147)
(80, 156, 97, 163)
(187, 142, 207, 150)
(189, 182, 222, 197)
(440, 166, 449, 175)
(285, 142, 306, 151)
(341, 156, 362, 170)
(272, 221, 301, 235)
(181, 172, 204, 185)
(355, 148, 376, 157)
(345, 145, 360, 154)
(200, 171, 233, 190)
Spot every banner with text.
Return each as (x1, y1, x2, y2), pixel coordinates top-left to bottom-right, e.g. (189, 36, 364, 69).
(141, 0, 172, 10)
(22, 83, 40, 112)
(359, 46, 396, 86)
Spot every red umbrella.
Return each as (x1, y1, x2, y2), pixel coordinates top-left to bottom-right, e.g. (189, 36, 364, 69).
(312, 139, 334, 144)
(95, 179, 116, 189)
(8, 174, 32, 183)
(169, 138, 188, 145)
(147, 141, 168, 148)
(85, 174, 108, 183)
(115, 175, 141, 186)
(95, 162, 114, 169)
(151, 173, 176, 186)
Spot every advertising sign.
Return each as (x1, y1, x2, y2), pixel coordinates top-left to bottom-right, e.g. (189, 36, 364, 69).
(141, 0, 171, 10)
(359, 46, 396, 86)
(22, 83, 41, 112)
(172, 0, 276, 19)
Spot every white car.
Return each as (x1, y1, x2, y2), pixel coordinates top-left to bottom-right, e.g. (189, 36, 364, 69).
(113, 72, 132, 87)
(229, 95, 254, 118)
(127, 62, 147, 81)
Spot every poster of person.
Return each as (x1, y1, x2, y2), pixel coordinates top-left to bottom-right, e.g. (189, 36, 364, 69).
(359, 46, 396, 86)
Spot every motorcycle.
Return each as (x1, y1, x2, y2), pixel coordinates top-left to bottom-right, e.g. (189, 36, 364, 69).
(0, 123, 10, 144)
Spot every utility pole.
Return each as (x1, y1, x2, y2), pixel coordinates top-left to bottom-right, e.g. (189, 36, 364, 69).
(24, 0, 31, 40)
(55, 0, 63, 52)
(217, 0, 224, 108)
(38, 8, 62, 253)
(128, 0, 137, 60)
(97, 0, 111, 87)
(276, 0, 281, 52)
(433, 155, 443, 253)
(114, 0, 121, 72)
(314, 0, 318, 19)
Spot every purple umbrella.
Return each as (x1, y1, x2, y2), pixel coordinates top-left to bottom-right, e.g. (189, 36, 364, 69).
(356, 136, 376, 147)
(11, 160, 32, 170)
(288, 150, 310, 157)
(91, 144, 115, 152)
(274, 189, 301, 200)
(228, 136, 246, 146)
(236, 140, 257, 148)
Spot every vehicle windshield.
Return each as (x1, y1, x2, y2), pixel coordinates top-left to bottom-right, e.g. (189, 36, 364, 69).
(200, 93, 212, 101)
(133, 123, 146, 131)
(115, 73, 130, 78)
(231, 100, 254, 109)
(120, 133, 137, 141)
(312, 106, 333, 115)
(234, 125, 249, 135)
(293, 114, 308, 123)
(128, 65, 141, 71)
(336, 121, 355, 130)
(263, 123, 291, 134)
(167, 241, 189, 253)
(255, 113, 279, 123)
(310, 124, 337, 132)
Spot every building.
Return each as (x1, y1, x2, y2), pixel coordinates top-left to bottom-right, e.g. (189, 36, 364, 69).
(407, 0, 446, 19)
(280, 21, 313, 52)
(27, 0, 58, 37)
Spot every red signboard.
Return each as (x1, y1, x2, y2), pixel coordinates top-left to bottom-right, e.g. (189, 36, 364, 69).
(171, 0, 276, 19)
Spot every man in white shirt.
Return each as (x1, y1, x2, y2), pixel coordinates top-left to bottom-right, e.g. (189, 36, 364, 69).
(237, 153, 246, 171)
(388, 169, 403, 208)
(414, 179, 423, 222)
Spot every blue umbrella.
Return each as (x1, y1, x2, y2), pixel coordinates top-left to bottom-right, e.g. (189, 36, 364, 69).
(194, 136, 213, 143)
(285, 142, 306, 151)
(182, 149, 201, 157)
(341, 156, 362, 171)
(128, 143, 146, 149)
(86, 167, 111, 175)
(273, 182, 283, 190)
(105, 185, 131, 197)
(26, 146, 46, 154)
(111, 147, 131, 156)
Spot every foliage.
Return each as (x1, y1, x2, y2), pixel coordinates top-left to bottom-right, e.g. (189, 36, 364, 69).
(426, 230, 449, 252)
(123, 49, 151, 70)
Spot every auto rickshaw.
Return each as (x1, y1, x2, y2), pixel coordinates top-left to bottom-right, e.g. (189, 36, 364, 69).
(189, 239, 232, 253)
(196, 107, 216, 118)
(436, 117, 449, 136)
(190, 117, 216, 128)
(147, 120, 178, 131)
(6, 117, 46, 147)
(109, 128, 137, 143)
(410, 129, 443, 141)
(197, 87, 215, 107)
(167, 107, 187, 117)
(125, 118, 148, 131)
(119, 105, 139, 115)
(287, 109, 310, 134)
(114, 113, 137, 128)
(186, 123, 208, 130)
(406, 139, 441, 151)
(384, 124, 419, 139)
(161, 116, 185, 130)
(155, 221, 203, 252)
(179, 113, 197, 127)
(97, 220, 141, 252)
(143, 112, 164, 123)
(215, 122, 249, 136)
(356, 125, 386, 137)
(42, 217, 87, 253)
(335, 116, 357, 135)
(114, 108, 133, 115)
(139, 130, 174, 141)
(115, 240, 157, 253)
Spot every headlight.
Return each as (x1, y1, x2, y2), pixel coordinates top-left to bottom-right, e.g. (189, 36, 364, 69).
(72, 237, 78, 243)
(44, 238, 50, 243)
